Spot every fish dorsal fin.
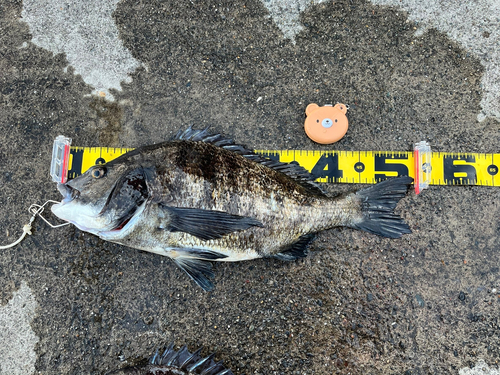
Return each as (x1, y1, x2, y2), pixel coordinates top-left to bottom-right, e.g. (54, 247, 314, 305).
(173, 126, 326, 196)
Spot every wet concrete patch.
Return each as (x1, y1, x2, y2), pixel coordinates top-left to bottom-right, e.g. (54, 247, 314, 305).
(89, 98, 124, 146)
(112, 0, 490, 153)
(369, 0, 500, 122)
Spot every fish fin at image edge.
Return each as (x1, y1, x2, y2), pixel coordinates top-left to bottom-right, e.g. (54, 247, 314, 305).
(152, 342, 234, 374)
(105, 342, 234, 374)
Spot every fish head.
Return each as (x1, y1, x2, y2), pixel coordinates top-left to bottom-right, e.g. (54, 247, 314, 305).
(51, 161, 151, 235)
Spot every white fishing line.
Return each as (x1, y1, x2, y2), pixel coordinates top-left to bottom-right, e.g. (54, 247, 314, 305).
(0, 201, 68, 249)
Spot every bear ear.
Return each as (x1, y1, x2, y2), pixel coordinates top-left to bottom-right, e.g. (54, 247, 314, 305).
(334, 103, 348, 114)
(305, 103, 319, 116)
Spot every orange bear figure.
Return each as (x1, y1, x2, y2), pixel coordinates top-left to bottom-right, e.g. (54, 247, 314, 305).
(304, 103, 348, 144)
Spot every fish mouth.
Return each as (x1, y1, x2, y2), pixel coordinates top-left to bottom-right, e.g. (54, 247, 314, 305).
(57, 183, 80, 203)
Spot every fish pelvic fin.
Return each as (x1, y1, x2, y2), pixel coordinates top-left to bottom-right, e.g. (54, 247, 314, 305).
(169, 249, 228, 291)
(172, 256, 216, 291)
(350, 176, 413, 238)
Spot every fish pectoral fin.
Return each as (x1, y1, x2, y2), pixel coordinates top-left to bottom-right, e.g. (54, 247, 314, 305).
(173, 247, 228, 260)
(273, 234, 315, 261)
(161, 205, 263, 240)
(172, 256, 215, 291)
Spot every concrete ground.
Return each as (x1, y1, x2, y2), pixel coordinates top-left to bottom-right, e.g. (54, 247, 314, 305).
(0, 0, 499, 374)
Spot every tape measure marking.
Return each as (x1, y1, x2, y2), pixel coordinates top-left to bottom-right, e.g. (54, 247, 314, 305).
(66, 146, 500, 186)
(68, 146, 134, 180)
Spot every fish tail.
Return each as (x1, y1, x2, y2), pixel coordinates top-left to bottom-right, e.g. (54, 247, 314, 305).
(350, 176, 413, 238)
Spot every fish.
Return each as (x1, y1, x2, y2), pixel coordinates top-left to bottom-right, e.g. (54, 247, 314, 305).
(107, 342, 234, 375)
(52, 127, 413, 291)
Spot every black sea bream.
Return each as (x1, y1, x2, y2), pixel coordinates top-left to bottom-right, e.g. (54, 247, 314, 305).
(52, 127, 413, 290)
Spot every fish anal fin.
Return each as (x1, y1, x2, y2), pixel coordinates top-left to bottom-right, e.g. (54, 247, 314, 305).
(273, 234, 315, 261)
(161, 206, 263, 241)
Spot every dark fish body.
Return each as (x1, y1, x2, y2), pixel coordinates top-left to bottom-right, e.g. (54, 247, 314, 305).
(52, 127, 412, 290)
(107, 343, 233, 375)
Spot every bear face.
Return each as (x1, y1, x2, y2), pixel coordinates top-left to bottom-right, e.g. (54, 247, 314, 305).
(304, 103, 348, 144)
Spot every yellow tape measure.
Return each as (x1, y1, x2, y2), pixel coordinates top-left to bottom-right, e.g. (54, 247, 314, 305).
(66, 146, 135, 180)
(256, 148, 500, 187)
(50, 136, 500, 194)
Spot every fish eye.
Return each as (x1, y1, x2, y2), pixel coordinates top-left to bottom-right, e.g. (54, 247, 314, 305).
(91, 167, 106, 179)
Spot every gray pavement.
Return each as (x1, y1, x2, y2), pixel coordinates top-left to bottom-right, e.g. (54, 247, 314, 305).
(1, 0, 499, 374)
